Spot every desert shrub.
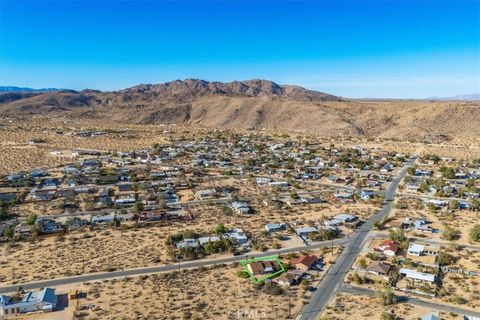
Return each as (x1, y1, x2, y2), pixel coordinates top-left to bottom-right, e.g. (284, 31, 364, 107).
(469, 225, 480, 243)
(376, 288, 396, 306)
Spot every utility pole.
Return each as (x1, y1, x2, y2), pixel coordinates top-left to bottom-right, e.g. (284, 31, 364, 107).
(82, 256, 85, 274)
(11, 266, 15, 284)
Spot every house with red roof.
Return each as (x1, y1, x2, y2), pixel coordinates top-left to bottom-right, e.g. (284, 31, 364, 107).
(374, 240, 400, 256)
(291, 255, 318, 271)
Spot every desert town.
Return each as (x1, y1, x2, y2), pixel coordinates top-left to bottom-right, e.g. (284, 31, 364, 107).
(0, 120, 477, 320)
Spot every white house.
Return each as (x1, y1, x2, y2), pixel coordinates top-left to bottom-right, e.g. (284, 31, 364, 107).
(399, 268, 436, 283)
(265, 223, 287, 232)
(231, 201, 251, 214)
(224, 228, 248, 245)
(195, 189, 217, 200)
(407, 243, 425, 256)
(176, 238, 198, 249)
(295, 227, 318, 240)
(0, 288, 57, 315)
(198, 236, 221, 245)
(268, 181, 289, 188)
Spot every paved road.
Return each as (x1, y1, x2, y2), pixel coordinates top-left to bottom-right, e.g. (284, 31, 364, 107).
(297, 156, 417, 320)
(0, 238, 348, 294)
(369, 232, 480, 251)
(341, 285, 480, 318)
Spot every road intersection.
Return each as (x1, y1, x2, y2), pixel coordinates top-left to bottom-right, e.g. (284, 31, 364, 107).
(296, 156, 417, 320)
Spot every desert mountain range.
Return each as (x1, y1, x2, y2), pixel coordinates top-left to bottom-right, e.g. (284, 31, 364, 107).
(0, 79, 479, 141)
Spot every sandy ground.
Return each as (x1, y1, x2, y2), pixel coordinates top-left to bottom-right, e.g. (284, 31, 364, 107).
(320, 293, 461, 320)
(388, 205, 480, 245)
(0, 121, 170, 175)
(0, 195, 367, 284)
(48, 254, 337, 320)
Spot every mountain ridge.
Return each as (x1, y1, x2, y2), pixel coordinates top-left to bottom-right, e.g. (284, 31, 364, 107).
(0, 79, 478, 142)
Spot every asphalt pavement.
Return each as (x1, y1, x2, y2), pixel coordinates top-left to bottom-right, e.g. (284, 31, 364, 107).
(296, 156, 417, 320)
(341, 285, 480, 318)
(0, 237, 347, 294)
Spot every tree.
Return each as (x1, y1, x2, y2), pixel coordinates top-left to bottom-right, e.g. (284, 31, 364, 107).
(133, 201, 144, 213)
(471, 199, 480, 212)
(442, 226, 460, 241)
(376, 288, 396, 306)
(373, 219, 382, 230)
(26, 214, 37, 225)
(419, 181, 430, 193)
(265, 282, 283, 296)
(236, 270, 250, 278)
(308, 228, 339, 241)
(388, 229, 406, 243)
(3, 226, 14, 238)
(440, 167, 455, 179)
(214, 224, 228, 235)
(469, 224, 480, 243)
(222, 206, 233, 216)
(0, 210, 9, 221)
(407, 167, 416, 175)
(438, 252, 457, 266)
(358, 257, 367, 268)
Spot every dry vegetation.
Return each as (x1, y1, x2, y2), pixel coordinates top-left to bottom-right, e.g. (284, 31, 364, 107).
(320, 293, 461, 320)
(72, 264, 306, 320)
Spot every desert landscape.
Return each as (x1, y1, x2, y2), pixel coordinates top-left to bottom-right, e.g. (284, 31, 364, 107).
(1, 0, 479, 318)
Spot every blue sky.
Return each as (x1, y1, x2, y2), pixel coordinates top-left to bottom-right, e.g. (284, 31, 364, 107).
(0, 0, 479, 98)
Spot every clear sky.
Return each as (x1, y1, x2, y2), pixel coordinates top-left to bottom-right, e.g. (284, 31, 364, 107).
(0, 0, 479, 98)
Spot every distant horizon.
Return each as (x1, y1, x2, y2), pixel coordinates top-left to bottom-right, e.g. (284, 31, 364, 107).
(1, 0, 479, 99)
(0, 80, 479, 100)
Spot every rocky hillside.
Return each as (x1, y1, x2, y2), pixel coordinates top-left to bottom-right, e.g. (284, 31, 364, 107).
(0, 79, 478, 141)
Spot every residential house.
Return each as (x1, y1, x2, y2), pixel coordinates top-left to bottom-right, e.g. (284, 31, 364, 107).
(224, 228, 248, 245)
(365, 261, 392, 278)
(399, 268, 436, 283)
(421, 312, 440, 320)
(273, 270, 305, 286)
(291, 255, 318, 271)
(37, 219, 64, 234)
(374, 240, 400, 256)
(176, 239, 198, 249)
(14, 223, 31, 238)
(413, 220, 435, 234)
(231, 201, 251, 214)
(328, 176, 344, 183)
(117, 183, 133, 192)
(295, 227, 318, 241)
(0, 191, 18, 202)
(0, 288, 57, 315)
(335, 191, 354, 201)
(407, 243, 439, 257)
(256, 178, 272, 186)
(359, 190, 376, 200)
(198, 236, 221, 246)
(268, 181, 289, 188)
(65, 216, 89, 230)
(91, 213, 115, 225)
(195, 189, 218, 200)
(247, 260, 281, 275)
(300, 194, 323, 204)
(264, 223, 287, 233)
(114, 196, 136, 206)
